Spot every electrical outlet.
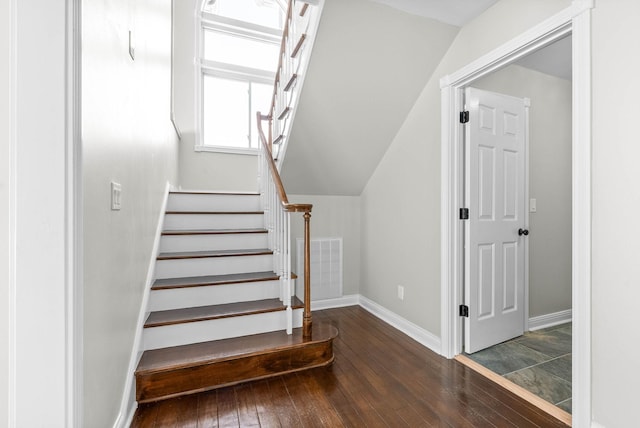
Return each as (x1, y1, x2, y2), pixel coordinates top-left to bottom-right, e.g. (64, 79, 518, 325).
(397, 285, 404, 300)
(111, 182, 122, 210)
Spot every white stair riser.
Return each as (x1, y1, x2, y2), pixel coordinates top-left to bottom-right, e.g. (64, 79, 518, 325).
(142, 309, 304, 350)
(159, 233, 268, 253)
(148, 280, 282, 311)
(163, 213, 264, 230)
(167, 193, 261, 212)
(155, 254, 273, 279)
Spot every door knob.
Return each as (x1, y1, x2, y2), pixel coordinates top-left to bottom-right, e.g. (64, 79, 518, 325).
(518, 228, 529, 236)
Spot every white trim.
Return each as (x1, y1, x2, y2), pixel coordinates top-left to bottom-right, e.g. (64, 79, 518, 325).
(67, 0, 83, 426)
(523, 97, 530, 332)
(113, 182, 171, 428)
(359, 296, 441, 355)
(201, 12, 283, 39)
(440, 0, 592, 424)
(194, 144, 259, 156)
(591, 422, 606, 428)
(311, 294, 359, 311)
(8, 0, 17, 425)
(528, 309, 572, 331)
(571, 3, 592, 426)
(311, 295, 441, 355)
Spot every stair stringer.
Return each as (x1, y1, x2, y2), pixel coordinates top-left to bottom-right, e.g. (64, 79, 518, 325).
(115, 181, 172, 428)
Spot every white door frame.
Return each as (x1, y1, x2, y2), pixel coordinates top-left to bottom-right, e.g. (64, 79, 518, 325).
(440, 1, 593, 426)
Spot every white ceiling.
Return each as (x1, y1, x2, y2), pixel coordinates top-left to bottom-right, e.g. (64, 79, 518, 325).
(516, 35, 572, 81)
(366, 0, 499, 27)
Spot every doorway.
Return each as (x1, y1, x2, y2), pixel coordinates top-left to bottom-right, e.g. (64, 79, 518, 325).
(440, 4, 593, 426)
(459, 61, 573, 420)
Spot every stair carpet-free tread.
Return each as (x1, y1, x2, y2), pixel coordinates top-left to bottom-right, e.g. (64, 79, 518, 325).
(157, 248, 272, 260)
(135, 322, 338, 403)
(144, 297, 304, 328)
(161, 228, 267, 236)
(169, 191, 259, 195)
(151, 271, 279, 290)
(165, 211, 263, 215)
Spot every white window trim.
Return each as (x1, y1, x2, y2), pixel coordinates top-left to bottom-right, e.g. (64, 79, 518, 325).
(195, 4, 281, 154)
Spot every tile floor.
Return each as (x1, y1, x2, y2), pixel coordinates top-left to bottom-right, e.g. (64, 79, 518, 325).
(465, 323, 572, 413)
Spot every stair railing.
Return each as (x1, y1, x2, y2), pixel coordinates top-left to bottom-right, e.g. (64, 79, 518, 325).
(256, 112, 312, 338)
(268, 0, 316, 162)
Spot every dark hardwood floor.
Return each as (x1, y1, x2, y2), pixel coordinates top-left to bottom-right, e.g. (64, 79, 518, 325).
(131, 306, 569, 427)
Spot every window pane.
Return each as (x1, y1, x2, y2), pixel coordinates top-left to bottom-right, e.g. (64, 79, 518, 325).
(203, 0, 283, 30)
(250, 82, 274, 148)
(204, 30, 279, 72)
(203, 75, 249, 148)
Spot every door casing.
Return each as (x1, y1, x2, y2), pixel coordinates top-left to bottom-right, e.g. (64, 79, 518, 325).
(439, 1, 593, 426)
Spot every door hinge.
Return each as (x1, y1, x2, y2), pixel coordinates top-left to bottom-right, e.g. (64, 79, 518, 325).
(460, 111, 469, 123)
(459, 304, 469, 317)
(459, 208, 469, 220)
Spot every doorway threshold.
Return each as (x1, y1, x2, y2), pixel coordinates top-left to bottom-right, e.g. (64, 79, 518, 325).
(455, 353, 571, 426)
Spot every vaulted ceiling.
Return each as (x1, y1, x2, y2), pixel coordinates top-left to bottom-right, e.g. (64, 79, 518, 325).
(367, 0, 499, 26)
(280, 0, 459, 195)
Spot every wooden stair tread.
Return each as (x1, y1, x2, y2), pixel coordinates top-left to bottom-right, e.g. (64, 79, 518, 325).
(169, 190, 259, 195)
(161, 228, 267, 236)
(152, 271, 280, 290)
(165, 210, 263, 215)
(144, 297, 304, 328)
(157, 248, 272, 260)
(136, 322, 338, 375)
(165, 210, 264, 215)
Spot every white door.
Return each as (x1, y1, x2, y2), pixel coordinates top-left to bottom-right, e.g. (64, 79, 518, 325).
(464, 87, 528, 354)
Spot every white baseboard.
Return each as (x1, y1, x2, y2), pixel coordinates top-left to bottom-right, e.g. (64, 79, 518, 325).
(358, 296, 442, 355)
(311, 294, 441, 355)
(528, 309, 572, 331)
(591, 422, 606, 428)
(311, 294, 359, 311)
(113, 182, 171, 428)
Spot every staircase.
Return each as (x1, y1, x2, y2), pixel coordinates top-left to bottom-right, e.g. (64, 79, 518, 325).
(134, 191, 337, 403)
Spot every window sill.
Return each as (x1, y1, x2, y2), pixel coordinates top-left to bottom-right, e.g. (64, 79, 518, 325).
(195, 145, 259, 156)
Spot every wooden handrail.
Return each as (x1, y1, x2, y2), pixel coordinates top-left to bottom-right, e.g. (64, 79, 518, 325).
(256, 113, 312, 214)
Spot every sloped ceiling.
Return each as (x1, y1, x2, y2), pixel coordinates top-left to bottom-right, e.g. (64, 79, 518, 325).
(368, 0, 499, 26)
(280, 0, 459, 195)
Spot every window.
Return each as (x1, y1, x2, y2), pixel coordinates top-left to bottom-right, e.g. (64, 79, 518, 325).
(197, 0, 285, 154)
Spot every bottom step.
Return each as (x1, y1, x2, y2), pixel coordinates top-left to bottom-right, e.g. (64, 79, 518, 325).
(135, 322, 338, 403)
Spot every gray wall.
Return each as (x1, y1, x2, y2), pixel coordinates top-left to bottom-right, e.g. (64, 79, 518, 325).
(82, 0, 179, 424)
(289, 194, 361, 297)
(473, 64, 572, 319)
(360, 0, 571, 338)
(173, 0, 259, 192)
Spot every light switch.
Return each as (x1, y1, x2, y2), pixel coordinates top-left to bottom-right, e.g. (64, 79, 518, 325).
(530, 198, 537, 213)
(111, 182, 122, 210)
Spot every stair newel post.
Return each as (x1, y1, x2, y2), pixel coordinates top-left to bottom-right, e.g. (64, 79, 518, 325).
(277, 201, 284, 299)
(303, 209, 312, 339)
